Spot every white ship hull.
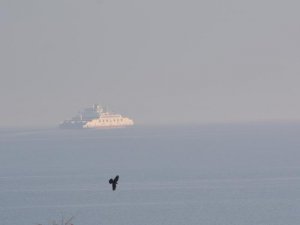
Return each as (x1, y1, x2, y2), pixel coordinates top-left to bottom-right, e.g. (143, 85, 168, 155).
(83, 113, 134, 129)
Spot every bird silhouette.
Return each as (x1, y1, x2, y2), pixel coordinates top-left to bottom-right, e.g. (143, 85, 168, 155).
(109, 175, 119, 191)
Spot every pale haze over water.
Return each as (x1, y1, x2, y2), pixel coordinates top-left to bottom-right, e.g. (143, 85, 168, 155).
(1, 0, 300, 126)
(1, 1, 300, 225)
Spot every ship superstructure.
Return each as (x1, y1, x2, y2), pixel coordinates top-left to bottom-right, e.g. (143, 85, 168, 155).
(59, 104, 134, 129)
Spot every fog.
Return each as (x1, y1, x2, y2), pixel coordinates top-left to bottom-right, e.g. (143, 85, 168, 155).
(1, 0, 300, 126)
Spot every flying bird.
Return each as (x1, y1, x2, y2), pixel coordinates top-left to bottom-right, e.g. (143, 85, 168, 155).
(109, 175, 119, 191)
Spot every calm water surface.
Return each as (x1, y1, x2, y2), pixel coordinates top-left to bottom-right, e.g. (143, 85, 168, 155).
(0, 124, 300, 225)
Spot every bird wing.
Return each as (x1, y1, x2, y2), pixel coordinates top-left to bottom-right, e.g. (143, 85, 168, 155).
(109, 178, 113, 184)
(112, 183, 117, 191)
(114, 175, 119, 183)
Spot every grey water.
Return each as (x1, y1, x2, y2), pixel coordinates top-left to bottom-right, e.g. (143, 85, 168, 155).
(1, 124, 300, 225)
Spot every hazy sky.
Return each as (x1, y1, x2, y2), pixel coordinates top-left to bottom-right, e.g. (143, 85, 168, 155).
(1, 0, 300, 127)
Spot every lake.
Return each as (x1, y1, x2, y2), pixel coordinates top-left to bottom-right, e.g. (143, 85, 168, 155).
(1, 124, 300, 225)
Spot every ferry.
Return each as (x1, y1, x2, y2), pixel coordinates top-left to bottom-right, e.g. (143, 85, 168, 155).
(59, 104, 134, 129)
